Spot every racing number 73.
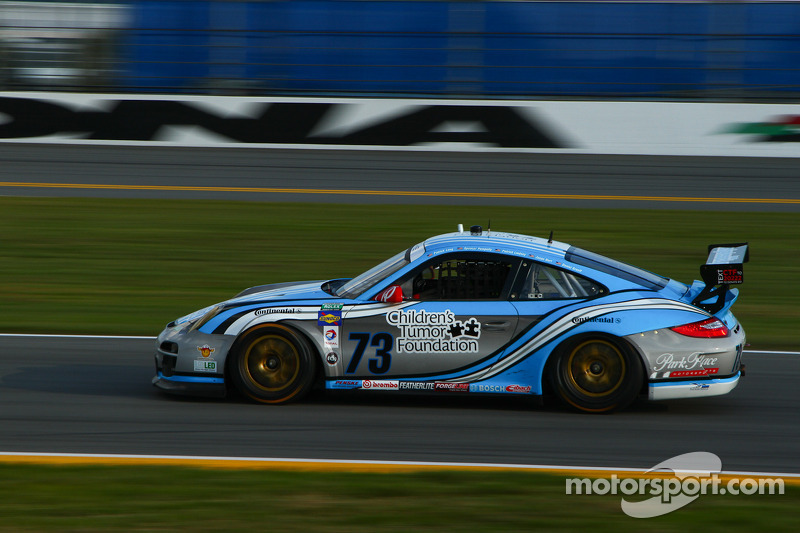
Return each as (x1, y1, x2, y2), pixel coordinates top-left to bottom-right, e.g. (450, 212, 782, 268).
(346, 332, 392, 374)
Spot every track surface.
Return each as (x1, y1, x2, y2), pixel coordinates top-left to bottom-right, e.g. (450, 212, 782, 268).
(1, 145, 797, 473)
(1, 145, 799, 211)
(0, 335, 796, 473)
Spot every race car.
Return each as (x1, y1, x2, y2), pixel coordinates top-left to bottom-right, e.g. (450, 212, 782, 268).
(153, 225, 748, 412)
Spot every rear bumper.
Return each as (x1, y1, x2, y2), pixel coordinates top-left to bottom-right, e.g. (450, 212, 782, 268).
(648, 372, 740, 401)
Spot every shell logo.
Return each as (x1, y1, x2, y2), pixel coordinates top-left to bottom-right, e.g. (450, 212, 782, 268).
(197, 344, 216, 358)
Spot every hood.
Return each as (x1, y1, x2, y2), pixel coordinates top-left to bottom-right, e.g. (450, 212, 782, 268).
(227, 280, 332, 305)
(172, 280, 340, 329)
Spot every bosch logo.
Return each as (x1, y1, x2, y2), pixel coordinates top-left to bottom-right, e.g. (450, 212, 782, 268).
(471, 384, 502, 393)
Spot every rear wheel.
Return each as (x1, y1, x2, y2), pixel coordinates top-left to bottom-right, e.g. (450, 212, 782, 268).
(229, 324, 316, 404)
(550, 336, 643, 413)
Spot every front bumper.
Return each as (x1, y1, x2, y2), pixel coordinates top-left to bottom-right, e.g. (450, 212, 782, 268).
(153, 324, 235, 398)
(152, 370, 227, 398)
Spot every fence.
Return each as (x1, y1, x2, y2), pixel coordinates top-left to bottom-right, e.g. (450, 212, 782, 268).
(1, 0, 799, 100)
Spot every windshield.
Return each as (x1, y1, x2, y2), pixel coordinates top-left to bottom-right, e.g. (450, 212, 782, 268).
(336, 249, 410, 299)
(565, 246, 668, 291)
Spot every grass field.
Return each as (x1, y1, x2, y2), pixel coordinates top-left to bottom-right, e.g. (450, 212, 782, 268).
(1, 197, 797, 348)
(0, 464, 796, 532)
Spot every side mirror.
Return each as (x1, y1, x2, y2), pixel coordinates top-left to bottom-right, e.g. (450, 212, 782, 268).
(373, 285, 403, 303)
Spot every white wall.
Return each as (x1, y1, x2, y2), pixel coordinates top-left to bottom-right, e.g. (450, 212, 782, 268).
(1, 92, 798, 158)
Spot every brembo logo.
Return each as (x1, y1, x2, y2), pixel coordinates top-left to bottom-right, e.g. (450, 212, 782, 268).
(362, 380, 399, 390)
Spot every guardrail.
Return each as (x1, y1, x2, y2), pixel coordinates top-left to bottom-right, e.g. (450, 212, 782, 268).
(1, 1, 799, 100)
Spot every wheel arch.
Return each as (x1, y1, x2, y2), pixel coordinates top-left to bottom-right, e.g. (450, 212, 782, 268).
(541, 331, 649, 408)
(224, 321, 325, 400)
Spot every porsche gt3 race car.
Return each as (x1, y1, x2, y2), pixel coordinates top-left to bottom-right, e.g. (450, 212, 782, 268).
(153, 226, 748, 412)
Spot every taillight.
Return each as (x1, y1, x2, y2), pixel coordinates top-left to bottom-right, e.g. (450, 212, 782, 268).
(670, 317, 730, 338)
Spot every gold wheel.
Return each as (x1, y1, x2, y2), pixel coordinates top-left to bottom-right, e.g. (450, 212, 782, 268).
(565, 339, 626, 397)
(551, 336, 643, 413)
(242, 334, 301, 393)
(231, 325, 316, 404)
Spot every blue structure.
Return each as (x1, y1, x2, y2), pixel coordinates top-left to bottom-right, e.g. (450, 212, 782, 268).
(118, 1, 800, 99)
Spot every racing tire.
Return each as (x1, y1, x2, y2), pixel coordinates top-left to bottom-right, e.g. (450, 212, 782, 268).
(549, 335, 643, 413)
(229, 324, 317, 404)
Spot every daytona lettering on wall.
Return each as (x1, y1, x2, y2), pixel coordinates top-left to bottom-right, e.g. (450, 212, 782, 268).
(0, 96, 565, 148)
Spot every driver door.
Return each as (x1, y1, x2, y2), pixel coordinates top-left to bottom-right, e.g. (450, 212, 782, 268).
(340, 253, 521, 379)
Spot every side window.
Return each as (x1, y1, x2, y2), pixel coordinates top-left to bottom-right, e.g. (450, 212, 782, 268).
(401, 256, 516, 300)
(520, 262, 605, 300)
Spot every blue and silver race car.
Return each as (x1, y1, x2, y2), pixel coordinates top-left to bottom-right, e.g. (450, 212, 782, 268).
(153, 226, 748, 412)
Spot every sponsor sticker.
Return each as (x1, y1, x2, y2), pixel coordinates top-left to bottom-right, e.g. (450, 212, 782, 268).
(255, 308, 300, 316)
(326, 352, 339, 365)
(324, 326, 340, 349)
(194, 359, 217, 372)
(668, 368, 719, 378)
(399, 382, 436, 391)
(572, 316, 621, 325)
(434, 382, 469, 392)
(321, 303, 344, 311)
(318, 310, 342, 326)
(328, 379, 362, 390)
(717, 268, 743, 284)
(386, 308, 481, 354)
(653, 353, 719, 373)
(470, 384, 503, 393)
(505, 384, 532, 394)
(197, 344, 215, 358)
(362, 380, 399, 390)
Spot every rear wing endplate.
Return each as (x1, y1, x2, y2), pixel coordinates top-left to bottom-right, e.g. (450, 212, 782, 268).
(691, 243, 749, 314)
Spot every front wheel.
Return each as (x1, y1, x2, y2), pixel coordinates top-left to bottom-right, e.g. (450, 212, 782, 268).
(229, 324, 317, 404)
(550, 336, 643, 413)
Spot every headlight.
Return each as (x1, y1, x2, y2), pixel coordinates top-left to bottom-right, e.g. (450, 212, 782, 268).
(188, 304, 225, 332)
(173, 303, 223, 329)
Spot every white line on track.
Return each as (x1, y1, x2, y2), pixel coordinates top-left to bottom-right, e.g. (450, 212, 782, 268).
(0, 452, 797, 480)
(0, 333, 156, 340)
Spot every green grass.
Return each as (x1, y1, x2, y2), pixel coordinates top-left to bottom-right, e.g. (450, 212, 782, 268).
(1, 197, 797, 349)
(0, 465, 796, 532)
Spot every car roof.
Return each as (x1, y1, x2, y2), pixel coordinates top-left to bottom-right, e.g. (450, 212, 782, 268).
(418, 230, 673, 293)
(422, 230, 571, 260)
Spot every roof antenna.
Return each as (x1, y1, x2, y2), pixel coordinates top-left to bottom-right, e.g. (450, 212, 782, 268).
(487, 219, 491, 234)
(548, 230, 553, 244)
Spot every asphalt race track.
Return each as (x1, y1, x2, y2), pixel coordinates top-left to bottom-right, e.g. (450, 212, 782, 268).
(0, 144, 799, 211)
(0, 335, 797, 474)
(0, 144, 798, 474)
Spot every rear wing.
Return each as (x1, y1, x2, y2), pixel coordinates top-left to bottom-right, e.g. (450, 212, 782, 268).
(691, 243, 749, 314)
